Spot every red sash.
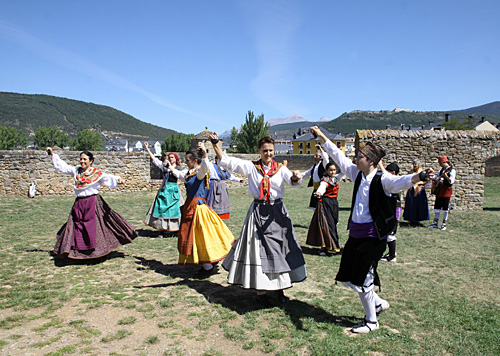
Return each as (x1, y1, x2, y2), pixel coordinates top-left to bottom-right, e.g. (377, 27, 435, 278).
(253, 159, 282, 203)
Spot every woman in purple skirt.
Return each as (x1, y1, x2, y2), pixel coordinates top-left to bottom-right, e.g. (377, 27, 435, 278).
(47, 147, 137, 259)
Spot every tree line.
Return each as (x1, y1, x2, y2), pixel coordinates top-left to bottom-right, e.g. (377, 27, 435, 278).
(0, 110, 271, 154)
(160, 110, 271, 154)
(0, 125, 103, 151)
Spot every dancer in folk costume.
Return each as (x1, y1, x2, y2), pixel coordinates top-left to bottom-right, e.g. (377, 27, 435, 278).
(47, 147, 137, 260)
(310, 126, 433, 333)
(403, 159, 430, 226)
(209, 132, 306, 307)
(378, 163, 402, 263)
(306, 161, 345, 255)
(302, 144, 330, 209)
(169, 142, 234, 278)
(143, 142, 183, 236)
(428, 155, 456, 231)
(206, 158, 243, 219)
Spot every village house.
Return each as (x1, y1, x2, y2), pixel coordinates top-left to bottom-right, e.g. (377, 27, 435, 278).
(293, 129, 346, 154)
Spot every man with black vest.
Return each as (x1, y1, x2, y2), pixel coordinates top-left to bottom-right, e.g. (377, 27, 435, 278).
(302, 144, 329, 209)
(311, 126, 433, 333)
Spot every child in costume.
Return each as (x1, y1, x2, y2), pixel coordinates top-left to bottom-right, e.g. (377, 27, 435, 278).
(306, 161, 344, 255)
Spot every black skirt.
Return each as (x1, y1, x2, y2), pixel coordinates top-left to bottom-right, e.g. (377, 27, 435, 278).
(335, 237, 386, 287)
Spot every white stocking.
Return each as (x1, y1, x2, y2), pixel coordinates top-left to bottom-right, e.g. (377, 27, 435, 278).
(359, 290, 377, 323)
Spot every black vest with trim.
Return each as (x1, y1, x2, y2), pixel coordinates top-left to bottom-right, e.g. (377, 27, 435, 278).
(348, 170, 397, 240)
(307, 162, 326, 187)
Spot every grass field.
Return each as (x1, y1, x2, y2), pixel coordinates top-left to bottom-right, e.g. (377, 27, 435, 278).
(0, 178, 499, 355)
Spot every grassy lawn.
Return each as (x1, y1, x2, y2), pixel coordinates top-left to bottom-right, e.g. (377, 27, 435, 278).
(0, 177, 499, 355)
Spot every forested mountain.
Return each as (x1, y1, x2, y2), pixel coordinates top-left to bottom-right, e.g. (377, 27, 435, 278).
(457, 101, 500, 116)
(270, 106, 500, 138)
(321, 109, 500, 135)
(0, 92, 176, 141)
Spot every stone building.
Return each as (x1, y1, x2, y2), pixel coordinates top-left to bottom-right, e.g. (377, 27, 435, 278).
(355, 129, 500, 211)
(191, 127, 221, 154)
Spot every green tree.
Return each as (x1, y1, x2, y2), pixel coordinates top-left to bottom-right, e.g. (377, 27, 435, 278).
(442, 116, 477, 130)
(34, 126, 71, 149)
(0, 125, 28, 150)
(232, 111, 270, 153)
(72, 129, 103, 151)
(162, 133, 194, 153)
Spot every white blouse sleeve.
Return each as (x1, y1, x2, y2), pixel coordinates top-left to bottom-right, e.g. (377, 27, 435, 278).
(52, 154, 77, 176)
(381, 172, 414, 194)
(320, 149, 330, 169)
(302, 166, 313, 178)
(448, 169, 456, 185)
(316, 180, 328, 196)
(170, 166, 187, 182)
(322, 140, 359, 182)
(100, 173, 121, 189)
(219, 153, 255, 177)
(152, 158, 164, 170)
(197, 158, 209, 179)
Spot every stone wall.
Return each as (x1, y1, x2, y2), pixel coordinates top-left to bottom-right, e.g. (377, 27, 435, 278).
(0, 150, 159, 196)
(356, 130, 500, 211)
(2, 130, 499, 211)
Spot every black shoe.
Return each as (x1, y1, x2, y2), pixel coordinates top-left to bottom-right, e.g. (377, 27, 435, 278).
(193, 264, 219, 279)
(380, 254, 396, 262)
(255, 294, 272, 308)
(275, 290, 287, 304)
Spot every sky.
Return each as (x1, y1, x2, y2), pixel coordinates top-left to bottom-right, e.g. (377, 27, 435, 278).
(1, 0, 499, 135)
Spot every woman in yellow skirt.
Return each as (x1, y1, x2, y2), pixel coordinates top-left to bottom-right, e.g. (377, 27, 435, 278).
(169, 142, 234, 278)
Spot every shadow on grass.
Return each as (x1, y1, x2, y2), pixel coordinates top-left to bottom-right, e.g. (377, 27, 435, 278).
(50, 251, 126, 267)
(133, 256, 357, 329)
(300, 245, 342, 257)
(483, 207, 500, 211)
(135, 228, 178, 238)
(399, 221, 427, 228)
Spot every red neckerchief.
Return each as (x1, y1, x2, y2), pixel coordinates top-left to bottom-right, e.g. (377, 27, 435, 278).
(75, 167, 103, 189)
(253, 159, 282, 203)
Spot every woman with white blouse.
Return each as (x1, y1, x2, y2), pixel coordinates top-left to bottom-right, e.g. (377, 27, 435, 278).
(143, 142, 183, 236)
(209, 133, 306, 307)
(46, 147, 137, 260)
(168, 143, 234, 278)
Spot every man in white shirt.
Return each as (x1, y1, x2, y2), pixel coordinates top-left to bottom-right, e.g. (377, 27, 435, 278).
(310, 126, 433, 333)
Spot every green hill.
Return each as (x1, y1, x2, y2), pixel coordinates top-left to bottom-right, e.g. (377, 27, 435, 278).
(457, 101, 500, 116)
(0, 92, 176, 141)
(321, 110, 500, 136)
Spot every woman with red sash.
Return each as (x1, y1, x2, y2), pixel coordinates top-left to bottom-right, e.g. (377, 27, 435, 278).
(47, 147, 137, 260)
(209, 133, 306, 307)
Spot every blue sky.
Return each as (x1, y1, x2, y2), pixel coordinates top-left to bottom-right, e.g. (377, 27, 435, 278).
(1, 0, 499, 135)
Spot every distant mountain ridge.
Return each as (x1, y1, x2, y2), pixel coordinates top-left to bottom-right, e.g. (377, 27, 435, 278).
(268, 102, 500, 138)
(267, 113, 330, 126)
(456, 101, 500, 116)
(0, 92, 176, 141)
